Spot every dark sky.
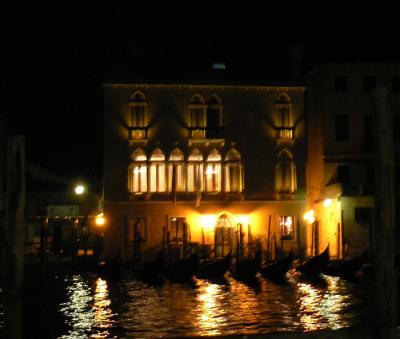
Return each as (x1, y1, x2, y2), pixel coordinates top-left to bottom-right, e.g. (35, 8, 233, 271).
(1, 6, 399, 186)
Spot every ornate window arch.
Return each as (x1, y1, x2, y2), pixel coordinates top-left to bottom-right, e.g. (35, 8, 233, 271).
(189, 94, 206, 127)
(149, 148, 166, 192)
(205, 149, 222, 192)
(187, 149, 203, 192)
(225, 147, 243, 193)
(128, 148, 147, 193)
(168, 148, 185, 192)
(129, 90, 148, 140)
(275, 148, 297, 194)
(206, 94, 222, 138)
(274, 92, 293, 128)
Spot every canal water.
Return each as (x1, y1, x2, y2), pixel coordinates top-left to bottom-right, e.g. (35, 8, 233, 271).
(4, 268, 372, 339)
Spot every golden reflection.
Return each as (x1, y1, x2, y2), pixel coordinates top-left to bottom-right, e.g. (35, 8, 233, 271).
(297, 275, 351, 331)
(196, 281, 227, 335)
(92, 278, 116, 338)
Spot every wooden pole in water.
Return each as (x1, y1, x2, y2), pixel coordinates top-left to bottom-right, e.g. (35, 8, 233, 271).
(4, 135, 25, 339)
(372, 86, 397, 337)
(266, 215, 271, 261)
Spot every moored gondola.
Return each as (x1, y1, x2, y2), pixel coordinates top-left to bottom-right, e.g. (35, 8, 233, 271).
(260, 251, 294, 280)
(132, 248, 165, 282)
(197, 252, 232, 280)
(165, 252, 199, 282)
(324, 249, 369, 279)
(296, 245, 329, 277)
(231, 249, 262, 280)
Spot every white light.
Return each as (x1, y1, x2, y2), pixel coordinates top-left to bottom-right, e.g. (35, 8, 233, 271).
(74, 185, 85, 195)
(303, 209, 315, 223)
(205, 166, 218, 175)
(323, 199, 332, 207)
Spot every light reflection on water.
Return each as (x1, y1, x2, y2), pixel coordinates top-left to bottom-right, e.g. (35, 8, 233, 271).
(50, 272, 371, 338)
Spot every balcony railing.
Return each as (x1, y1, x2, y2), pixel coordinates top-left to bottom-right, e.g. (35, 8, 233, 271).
(128, 127, 149, 140)
(188, 127, 225, 140)
(275, 127, 294, 141)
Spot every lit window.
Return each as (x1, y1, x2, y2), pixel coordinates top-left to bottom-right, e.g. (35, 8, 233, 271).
(149, 148, 166, 192)
(275, 149, 297, 194)
(168, 148, 185, 192)
(224, 148, 243, 193)
(129, 91, 148, 140)
(206, 149, 221, 192)
(189, 94, 206, 132)
(274, 93, 294, 140)
(187, 149, 203, 192)
(279, 216, 294, 240)
(128, 149, 147, 193)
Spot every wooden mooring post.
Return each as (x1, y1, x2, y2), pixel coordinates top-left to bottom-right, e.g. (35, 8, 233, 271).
(3, 136, 25, 339)
(372, 86, 398, 338)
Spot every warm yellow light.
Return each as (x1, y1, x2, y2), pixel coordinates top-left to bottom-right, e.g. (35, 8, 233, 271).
(303, 209, 315, 223)
(236, 214, 249, 225)
(74, 185, 85, 195)
(205, 166, 218, 175)
(323, 199, 332, 207)
(201, 215, 217, 231)
(95, 213, 106, 226)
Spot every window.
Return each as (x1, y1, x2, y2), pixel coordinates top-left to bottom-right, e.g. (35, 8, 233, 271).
(128, 149, 147, 193)
(187, 149, 203, 192)
(275, 149, 297, 194)
(129, 217, 147, 242)
(189, 94, 206, 138)
(149, 148, 166, 192)
(363, 76, 376, 92)
(334, 76, 347, 92)
(393, 76, 400, 93)
(206, 94, 222, 138)
(205, 149, 222, 192)
(168, 148, 185, 192)
(129, 91, 148, 140)
(335, 114, 349, 141)
(279, 216, 295, 240)
(337, 165, 350, 184)
(225, 148, 242, 193)
(274, 93, 294, 140)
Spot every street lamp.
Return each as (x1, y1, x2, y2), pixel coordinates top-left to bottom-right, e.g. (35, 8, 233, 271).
(74, 185, 85, 195)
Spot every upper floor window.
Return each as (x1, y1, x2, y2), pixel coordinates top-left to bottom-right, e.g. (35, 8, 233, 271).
(275, 149, 297, 194)
(128, 148, 147, 193)
(206, 94, 223, 138)
(187, 149, 203, 192)
(274, 93, 294, 141)
(279, 216, 295, 240)
(149, 148, 166, 192)
(205, 149, 222, 192)
(335, 114, 349, 141)
(129, 91, 148, 140)
(225, 148, 242, 193)
(363, 76, 376, 92)
(168, 148, 185, 192)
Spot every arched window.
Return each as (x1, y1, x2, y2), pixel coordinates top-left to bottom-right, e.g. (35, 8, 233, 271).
(168, 148, 185, 192)
(128, 148, 147, 193)
(129, 91, 148, 140)
(205, 149, 222, 192)
(275, 149, 297, 194)
(225, 148, 243, 193)
(274, 92, 293, 128)
(206, 94, 222, 138)
(149, 148, 166, 192)
(189, 94, 206, 127)
(187, 149, 203, 192)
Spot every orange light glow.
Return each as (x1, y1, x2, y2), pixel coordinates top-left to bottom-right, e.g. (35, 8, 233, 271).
(201, 215, 217, 231)
(95, 213, 106, 226)
(236, 214, 249, 225)
(303, 209, 315, 224)
(323, 199, 332, 207)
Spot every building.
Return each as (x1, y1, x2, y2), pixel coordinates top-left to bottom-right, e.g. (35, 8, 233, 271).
(305, 62, 400, 257)
(102, 78, 307, 260)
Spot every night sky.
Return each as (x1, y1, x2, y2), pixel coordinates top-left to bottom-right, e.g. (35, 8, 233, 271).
(1, 6, 399, 189)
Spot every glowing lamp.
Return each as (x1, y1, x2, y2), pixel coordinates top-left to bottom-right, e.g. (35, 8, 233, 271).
(95, 213, 106, 226)
(201, 215, 216, 231)
(236, 214, 249, 225)
(303, 209, 315, 224)
(323, 199, 332, 207)
(74, 185, 85, 195)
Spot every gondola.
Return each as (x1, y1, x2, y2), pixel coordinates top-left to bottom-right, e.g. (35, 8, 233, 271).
(260, 251, 294, 280)
(98, 253, 124, 278)
(197, 252, 232, 280)
(296, 245, 330, 277)
(324, 249, 369, 279)
(132, 249, 165, 282)
(165, 253, 199, 281)
(231, 250, 262, 280)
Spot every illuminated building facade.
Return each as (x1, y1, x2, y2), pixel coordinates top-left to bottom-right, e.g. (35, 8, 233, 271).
(102, 80, 307, 260)
(306, 62, 400, 257)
